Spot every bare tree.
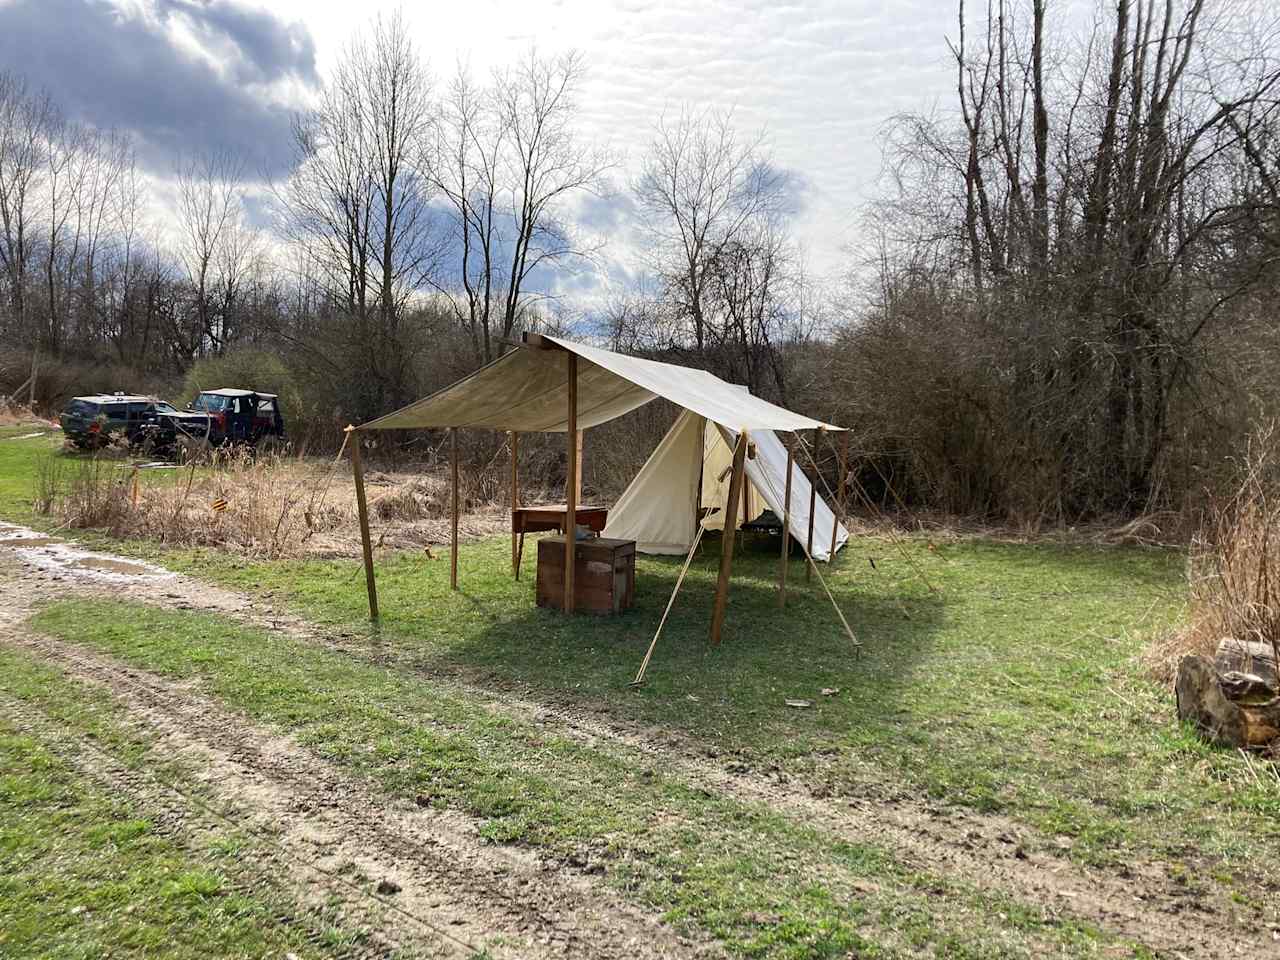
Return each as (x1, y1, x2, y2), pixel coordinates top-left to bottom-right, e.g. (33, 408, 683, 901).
(634, 108, 791, 354)
(634, 107, 801, 396)
(175, 149, 248, 355)
(432, 50, 610, 363)
(863, 0, 1280, 517)
(278, 11, 439, 410)
(0, 71, 52, 342)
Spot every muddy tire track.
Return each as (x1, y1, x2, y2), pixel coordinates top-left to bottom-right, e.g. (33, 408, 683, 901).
(5, 538, 1280, 957)
(0, 579, 719, 960)
(141, 574, 1276, 959)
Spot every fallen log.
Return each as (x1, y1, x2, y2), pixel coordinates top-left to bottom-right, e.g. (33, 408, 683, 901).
(1176, 655, 1280, 750)
(1215, 638, 1278, 687)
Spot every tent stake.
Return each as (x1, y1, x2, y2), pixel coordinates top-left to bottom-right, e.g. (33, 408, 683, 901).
(779, 435, 794, 607)
(348, 427, 379, 621)
(510, 431, 520, 579)
(450, 426, 459, 591)
(564, 353, 578, 614)
(710, 431, 748, 645)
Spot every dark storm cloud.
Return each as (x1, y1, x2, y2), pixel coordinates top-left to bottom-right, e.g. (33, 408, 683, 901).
(0, 0, 317, 177)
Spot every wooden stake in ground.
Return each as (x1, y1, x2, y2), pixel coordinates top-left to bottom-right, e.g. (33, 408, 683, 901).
(450, 426, 459, 592)
(710, 431, 748, 645)
(779, 435, 794, 608)
(510, 430, 520, 579)
(564, 353, 578, 614)
(348, 427, 379, 621)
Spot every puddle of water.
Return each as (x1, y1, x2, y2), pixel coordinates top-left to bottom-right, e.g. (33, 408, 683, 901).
(68, 556, 154, 576)
(0, 521, 177, 584)
(0, 536, 60, 548)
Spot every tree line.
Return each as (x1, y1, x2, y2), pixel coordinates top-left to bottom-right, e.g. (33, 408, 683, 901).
(0, 12, 813, 441)
(3, 2, 1280, 521)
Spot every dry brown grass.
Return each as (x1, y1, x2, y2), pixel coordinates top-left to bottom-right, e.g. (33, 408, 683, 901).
(37, 446, 516, 559)
(1146, 426, 1280, 684)
(0, 400, 56, 428)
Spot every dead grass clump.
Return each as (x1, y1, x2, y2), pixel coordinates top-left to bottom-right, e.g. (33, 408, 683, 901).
(370, 476, 447, 521)
(38, 444, 514, 560)
(1147, 426, 1280, 683)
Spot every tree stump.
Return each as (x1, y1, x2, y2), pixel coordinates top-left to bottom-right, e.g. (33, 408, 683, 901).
(1175, 655, 1280, 750)
(1215, 638, 1278, 688)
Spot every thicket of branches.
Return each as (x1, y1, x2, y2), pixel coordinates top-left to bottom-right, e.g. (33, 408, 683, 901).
(834, 0, 1280, 522)
(4, 3, 1280, 520)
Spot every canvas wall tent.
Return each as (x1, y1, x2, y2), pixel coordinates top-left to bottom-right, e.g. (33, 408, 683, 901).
(349, 333, 853, 648)
(602, 410, 849, 560)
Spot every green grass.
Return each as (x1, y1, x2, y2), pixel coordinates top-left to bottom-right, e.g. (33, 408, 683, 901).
(0, 645, 364, 960)
(0, 424, 62, 516)
(140, 532, 1280, 874)
(29, 597, 1123, 958)
(4, 426, 1279, 954)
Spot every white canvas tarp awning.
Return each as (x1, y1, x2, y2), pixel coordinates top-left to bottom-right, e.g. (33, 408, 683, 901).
(359, 335, 842, 434)
(602, 410, 849, 561)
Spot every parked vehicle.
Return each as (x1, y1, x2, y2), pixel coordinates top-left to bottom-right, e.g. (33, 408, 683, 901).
(58, 394, 181, 449)
(151, 388, 286, 448)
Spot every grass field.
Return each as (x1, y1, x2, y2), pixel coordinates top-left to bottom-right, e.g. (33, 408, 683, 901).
(0, 646, 365, 959)
(3, 425, 1279, 958)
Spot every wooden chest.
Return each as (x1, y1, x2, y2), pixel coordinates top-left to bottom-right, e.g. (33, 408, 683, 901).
(536, 536, 636, 615)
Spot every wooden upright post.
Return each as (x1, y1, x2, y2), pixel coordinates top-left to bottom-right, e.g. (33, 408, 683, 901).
(564, 354, 578, 614)
(349, 428, 379, 621)
(830, 431, 848, 558)
(779, 436, 794, 607)
(573, 429, 584, 503)
(710, 432, 748, 646)
(806, 432, 818, 581)
(510, 431, 520, 579)
(450, 426, 459, 591)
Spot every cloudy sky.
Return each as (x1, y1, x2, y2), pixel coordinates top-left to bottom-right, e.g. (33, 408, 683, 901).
(0, 0, 968, 291)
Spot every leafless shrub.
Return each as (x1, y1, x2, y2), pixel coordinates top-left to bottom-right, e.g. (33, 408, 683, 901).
(31, 451, 64, 515)
(1148, 425, 1280, 683)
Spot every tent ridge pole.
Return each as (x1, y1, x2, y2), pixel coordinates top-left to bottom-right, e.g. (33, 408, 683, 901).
(348, 426, 379, 621)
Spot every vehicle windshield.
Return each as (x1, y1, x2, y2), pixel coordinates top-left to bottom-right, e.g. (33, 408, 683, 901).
(191, 394, 231, 412)
(151, 401, 177, 414)
(66, 399, 98, 417)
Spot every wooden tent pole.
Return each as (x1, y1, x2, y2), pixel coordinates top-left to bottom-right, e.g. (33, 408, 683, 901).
(779, 435, 794, 607)
(450, 427, 459, 591)
(806, 430, 818, 581)
(830, 430, 848, 558)
(510, 431, 520, 579)
(574, 429, 584, 503)
(710, 431, 748, 645)
(564, 354, 578, 614)
(348, 427, 378, 621)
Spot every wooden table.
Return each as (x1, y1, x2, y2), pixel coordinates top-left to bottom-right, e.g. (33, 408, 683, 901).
(512, 505, 608, 579)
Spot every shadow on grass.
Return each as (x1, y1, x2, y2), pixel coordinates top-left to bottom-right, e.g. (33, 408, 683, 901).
(394, 533, 949, 755)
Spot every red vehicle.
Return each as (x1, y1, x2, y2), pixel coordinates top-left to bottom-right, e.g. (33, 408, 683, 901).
(184, 389, 287, 446)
